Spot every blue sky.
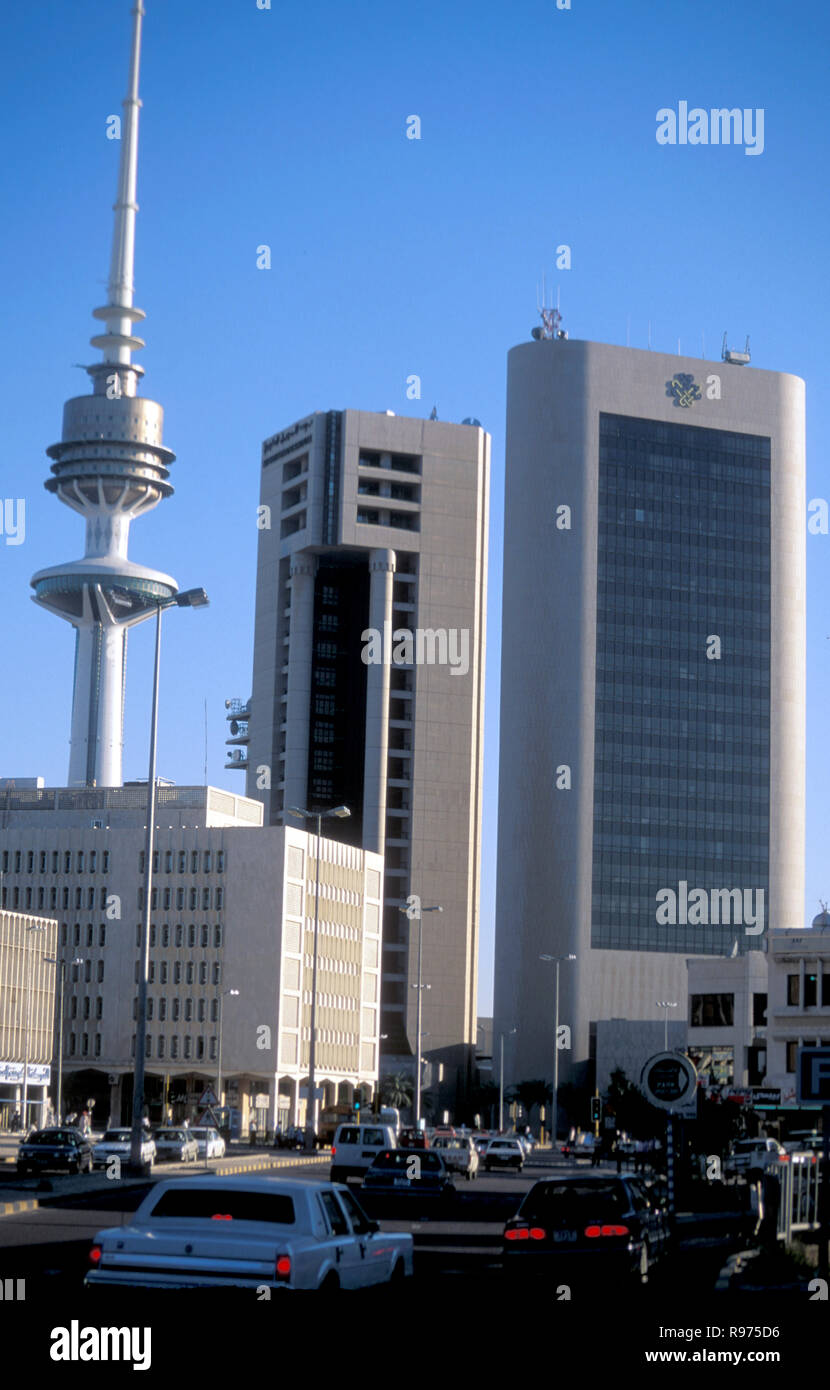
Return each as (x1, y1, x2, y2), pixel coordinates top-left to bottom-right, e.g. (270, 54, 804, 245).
(2, 0, 830, 1012)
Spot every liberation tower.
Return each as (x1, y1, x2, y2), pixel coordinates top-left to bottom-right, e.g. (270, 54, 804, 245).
(31, 1, 177, 788)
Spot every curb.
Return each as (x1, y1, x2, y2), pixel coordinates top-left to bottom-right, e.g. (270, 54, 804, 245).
(218, 1154, 329, 1176)
(0, 1199, 40, 1217)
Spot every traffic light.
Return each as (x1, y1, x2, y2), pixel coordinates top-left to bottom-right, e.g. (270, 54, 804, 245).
(354, 1095, 361, 1115)
(590, 1096, 602, 1123)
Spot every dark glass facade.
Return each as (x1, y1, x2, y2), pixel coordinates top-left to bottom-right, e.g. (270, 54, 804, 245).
(306, 560, 368, 847)
(591, 413, 771, 954)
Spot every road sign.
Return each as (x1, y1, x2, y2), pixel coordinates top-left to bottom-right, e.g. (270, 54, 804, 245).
(797, 1048, 830, 1104)
(641, 1051, 697, 1114)
(198, 1087, 219, 1108)
(197, 1108, 220, 1127)
(750, 1087, 781, 1108)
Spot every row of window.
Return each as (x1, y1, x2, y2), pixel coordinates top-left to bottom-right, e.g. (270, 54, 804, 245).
(133, 960, 222, 985)
(138, 886, 224, 910)
(139, 850, 225, 874)
(134, 996, 219, 1022)
(134, 1034, 217, 1061)
(2, 850, 111, 875)
(3, 885, 109, 912)
(139, 923, 223, 949)
(69, 996, 104, 1020)
(786, 973, 830, 1008)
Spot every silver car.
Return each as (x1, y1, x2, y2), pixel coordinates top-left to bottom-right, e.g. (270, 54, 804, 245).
(154, 1128, 199, 1163)
(92, 1128, 156, 1169)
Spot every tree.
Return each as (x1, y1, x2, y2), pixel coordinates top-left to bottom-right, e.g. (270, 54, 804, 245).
(606, 1067, 662, 1137)
(509, 1079, 552, 1127)
(380, 1074, 413, 1109)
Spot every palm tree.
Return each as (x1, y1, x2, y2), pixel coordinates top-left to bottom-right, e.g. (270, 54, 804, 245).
(380, 1073, 413, 1109)
(509, 1079, 552, 1129)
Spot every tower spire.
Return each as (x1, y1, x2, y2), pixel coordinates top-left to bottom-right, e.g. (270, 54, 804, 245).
(32, 0, 178, 789)
(89, 1, 147, 399)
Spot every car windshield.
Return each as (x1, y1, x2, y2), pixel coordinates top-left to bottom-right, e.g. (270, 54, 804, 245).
(148, 1188, 296, 1224)
(370, 1151, 442, 1171)
(26, 1130, 77, 1145)
(157, 1130, 188, 1141)
(519, 1181, 628, 1223)
(734, 1141, 764, 1152)
(101, 1130, 131, 1142)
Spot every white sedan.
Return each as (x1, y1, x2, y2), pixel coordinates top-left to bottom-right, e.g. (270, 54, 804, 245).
(85, 1176, 414, 1292)
(92, 1128, 156, 1170)
(189, 1127, 226, 1160)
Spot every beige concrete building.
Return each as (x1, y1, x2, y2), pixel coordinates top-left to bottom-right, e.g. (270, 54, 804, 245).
(235, 409, 489, 1112)
(766, 913, 830, 1108)
(0, 909, 58, 1127)
(495, 336, 805, 1104)
(0, 786, 382, 1133)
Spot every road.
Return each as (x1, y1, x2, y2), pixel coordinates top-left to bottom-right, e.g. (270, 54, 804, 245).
(0, 1148, 744, 1301)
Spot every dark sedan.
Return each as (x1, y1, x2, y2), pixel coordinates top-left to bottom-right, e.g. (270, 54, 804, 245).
(17, 1127, 94, 1176)
(362, 1149, 454, 1197)
(502, 1174, 670, 1287)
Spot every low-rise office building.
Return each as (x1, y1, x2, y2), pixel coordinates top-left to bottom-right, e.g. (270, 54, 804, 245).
(0, 786, 382, 1133)
(0, 908, 58, 1127)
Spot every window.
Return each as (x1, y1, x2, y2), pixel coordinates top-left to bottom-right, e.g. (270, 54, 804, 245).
(157, 1037, 165, 1059)
(188, 925, 197, 948)
(75, 887, 82, 909)
(185, 999, 193, 1021)
(337, 1187, 372, 1234)
(39, 851, 47, 873)
(171, 1037, 179, 1058)
(172, 999, 180, 1021)
(84, 960, 92, 983)
(165, 851, 173, 873)
(52, 852, 58, 873)
(214, 925, 222, 948)
(64, 852, 71, 873)
(212, 963, 221, 985)
(160, 962, 168, 985)
(202, 888, 211, 910)
(162, 925, 170, 948)
(145, 1035, 152, 1057)
(37, 887, 44, 910)
(51, 888, 58, 910)
(86, 924, 93, 946)
(186, 963, 195, 984)
(99, 886, 108, 910)
(786, 1041, 799, 1073)
(822, 975, 830, 1007)
(217, 851, 225, 873)
(313, 750, 334, 772)
(319, 1191, 349, 1236)
(209, 1038, 217, 1060)
(189, 888, 198, 911)
(210, 998, 219, 1022)
(70, 997, 78, 1019)
(83, 997, 91, 1020)
(201, 924, 209, 947)
(787, 975, 800, 1006)
(184, 1037, 192, 1059)
(147, 999, 154, 1020)
(61, 923, 67, 947)
(174, 963, 182, 984)
(99, 924, 106, 947)
(152, 851, 159, 873)
(96, 998, 103, 1020)
(179, 851, 187, 873)
(62, 887, 69, 909)
(69, 1035, 76, 1056)
(82, 1034, 89, 1057)
(197, 999, 206, 1022)
(102, 851, 110, 873)
(136, 925, 142, 948)
(191, 852, 199, 874)
(196, 1038, 205, 1059)
(94, 1034, 101, 1058)
(175, 924, 183, 947)
(163, 888, 171, 910)
(215, 889, 224, 911)
(149, 963, 155, 984)
(176, 888, 185, 911)
(690, 993, 734, 1027)
(97, 961, 104, 983)
(204, 851, 212, 873)
(805, 973, 818, 1007)
(89, 851, 97, 873)
(199, 962, 208, 985)
(150, 925, 157, 947)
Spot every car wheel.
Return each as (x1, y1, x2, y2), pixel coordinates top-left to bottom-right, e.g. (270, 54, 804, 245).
(330, 1167, 346, 1184)
(320, 1271, 340, 1294)
(389, 1259, 406, 1285)
(639, 1241, 649, 1284)
(17, 1166, 28, 1177)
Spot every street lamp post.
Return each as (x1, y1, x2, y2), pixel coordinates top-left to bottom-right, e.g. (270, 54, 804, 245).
(499, 1028, 517, 1133)
(287, 804, 351, 1151)
(129, 588, 209, 1173)
(21, 923, 47, 1132)
(399, 902, 441, 1130)
(656, 1000, 678, 1051)
(216, 987, 240, 1116)
(540, 953, 576, 1149)
(45, 955, 83, 1123)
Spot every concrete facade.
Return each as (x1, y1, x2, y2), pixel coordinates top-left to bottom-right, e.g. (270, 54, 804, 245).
(766, 919, 830, 1107)
(495, 338, 805, 1090)
(0, 787, 382, 1133)
(0, 909, 58, 1127)
(240, 409, 489, 1109)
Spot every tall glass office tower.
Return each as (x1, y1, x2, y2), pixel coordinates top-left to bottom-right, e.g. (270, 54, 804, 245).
(494, 338, 805, 1089)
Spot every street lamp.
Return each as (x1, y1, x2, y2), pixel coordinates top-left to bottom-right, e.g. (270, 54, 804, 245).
(656, 1000, 678, 1051)
(129, 587, 210, 1173)
(499, 1028, 517, 1133)
(21, 923, 48, 1131)
(398, 901, 442, 1130)
(44, 955, 83, 1123)
(539, 953, 577, 1150)
(216, 987, 240, 1117)
(287, 804, 351, 1150)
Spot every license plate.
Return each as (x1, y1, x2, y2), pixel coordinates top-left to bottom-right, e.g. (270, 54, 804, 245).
(553, 1230, 578, 1243)
(393, 1176, 410, 1188)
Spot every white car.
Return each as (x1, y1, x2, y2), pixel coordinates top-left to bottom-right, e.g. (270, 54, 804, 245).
(725, 1137, 786, 1178)
(330, 1123, 397, 1183)
(85, 1176, 414, 1292)
(92, 1128, 156, 1169)
(190, 1127, 226, 1160)
(483, 1137, 525, 1172)
(431, 1135, 480, 1179)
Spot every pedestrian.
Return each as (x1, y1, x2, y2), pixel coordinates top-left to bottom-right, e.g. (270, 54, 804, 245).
(183, 1117, 190, 1129)
(10, 1111, 21, 1134)
(250, 1117, 258, 1147)
(614, 1138, 622, 1174)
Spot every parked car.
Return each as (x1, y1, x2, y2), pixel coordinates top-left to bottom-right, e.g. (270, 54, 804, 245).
(154, 1128, 199, 1163)
(189, 1127, 226, 1160)
(330, 1123, 397, 1183)
(92, 1128, 155, 1170)
(431, 1134, 479, 1179)
(502, 1174, 670, 1286)
(483, 1137, 525, 1172)
(472, 1133, 492, 1155)
(362, 1149, 455, 1198)
(85, 1176, 413, 1292)
(725, 1138, 786, 1179)
(17, 1127, 94, 1176)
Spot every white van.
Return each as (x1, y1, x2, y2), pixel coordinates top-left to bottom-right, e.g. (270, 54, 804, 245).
(331, 1122, 397, 1183)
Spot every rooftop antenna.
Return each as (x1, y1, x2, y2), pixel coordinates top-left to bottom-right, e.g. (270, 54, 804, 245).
(647, 320, 652, 351)
(626, 316, 630, 348)
(532, 273, 565, 341)
(722, 332, 751, 366)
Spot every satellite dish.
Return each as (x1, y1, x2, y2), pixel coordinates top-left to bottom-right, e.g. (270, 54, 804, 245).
(531, 326, 544, 341)
(461, 417, 482, 427)
(230, 720, 239, 736)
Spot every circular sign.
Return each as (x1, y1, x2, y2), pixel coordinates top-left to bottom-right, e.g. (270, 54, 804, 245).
(641, 1052, 697, 1110)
